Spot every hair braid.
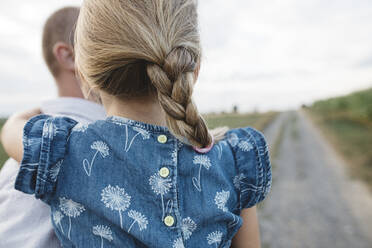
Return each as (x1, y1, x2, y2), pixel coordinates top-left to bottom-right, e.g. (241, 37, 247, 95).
(147, 47, 212, 148)
(75, 0, 228, 148)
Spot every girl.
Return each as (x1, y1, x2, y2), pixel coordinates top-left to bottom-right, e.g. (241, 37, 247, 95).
(1, 0, 272, 247)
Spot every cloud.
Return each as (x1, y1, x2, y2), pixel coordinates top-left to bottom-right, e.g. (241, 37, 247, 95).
(1, 0, 372, 116)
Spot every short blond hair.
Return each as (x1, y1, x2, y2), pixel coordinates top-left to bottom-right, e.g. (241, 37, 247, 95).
(42, 7, 80, 77)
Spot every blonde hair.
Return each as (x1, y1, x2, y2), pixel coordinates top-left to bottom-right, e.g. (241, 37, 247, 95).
(42, 7, 79, 77)
(75, 0, 225, 148)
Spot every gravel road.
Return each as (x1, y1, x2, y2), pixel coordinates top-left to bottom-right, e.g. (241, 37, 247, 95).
(258, 111, 372, 248)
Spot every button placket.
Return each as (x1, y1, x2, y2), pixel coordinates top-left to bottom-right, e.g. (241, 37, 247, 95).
(155, 134, 180, 230)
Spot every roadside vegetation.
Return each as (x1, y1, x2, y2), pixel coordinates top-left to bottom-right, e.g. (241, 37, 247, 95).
(306, 87, 372, 189)
(0, 119, 8, 168)
(205, 111, 278, 131)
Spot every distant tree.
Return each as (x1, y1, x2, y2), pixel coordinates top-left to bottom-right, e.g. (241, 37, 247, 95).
(233, 105, 238, 114)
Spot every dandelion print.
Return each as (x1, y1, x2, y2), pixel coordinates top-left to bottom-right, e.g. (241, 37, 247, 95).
(93, 225, 113, 248)
(192, 155, 212, 192)
(227, 133, 239, 147)
(149, 172, 172, 220)
(207, 231, 223, 247)
(53, 210, 64, 234)
(181, 217, 197, 240)
(125, 127, 150, 152)
(216, 141, 227, 159)
(215, 190, 230, 212)
(214, 190, 239, 228)
(128, 210, 148, 233)
(238, 140, 253, 152)
(50, 160, 63, 182)
(59, 197, 85, 239)
(173, 237, 185, 248)
(83, 141, 109, 176)
(101, 185, 131, 229)
(233, 173, 246, 190)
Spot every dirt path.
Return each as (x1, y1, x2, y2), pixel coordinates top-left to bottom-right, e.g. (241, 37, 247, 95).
(258, 111, 372, 248)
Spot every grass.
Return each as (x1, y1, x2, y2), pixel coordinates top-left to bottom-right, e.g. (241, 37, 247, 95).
(204, 111, 278, 131)
(306, 87, 372, 190)
(0, 119, 8, 169)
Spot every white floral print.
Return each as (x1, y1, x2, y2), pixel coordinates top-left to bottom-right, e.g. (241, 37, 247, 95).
(214, 190, 239, 228)
(149, 172, 172, 220)
(101, 185, 131, 229)
(181, 217, 197, 240)
(233, 173, 246, 190)
(50, 160, 63, 182)
(124, 126, 150, 152)
(216, 141, 228, 159)
(192, 155, 212, 192)
(238, 140, 253, 152)
(53, 210, 64, 234)
(207, 231, 223, 247)
(59, 197, 85, 239)
(128, 210, 148, 233)
(227, 133, 239, 147)
(173, 237, 185, 248)
(215, 190, 230, 212)
(83, 141, 109, 176)
(93, 225, 113, 248)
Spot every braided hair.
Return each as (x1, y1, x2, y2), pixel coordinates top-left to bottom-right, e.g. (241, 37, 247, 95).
(75, 0, 222, 148)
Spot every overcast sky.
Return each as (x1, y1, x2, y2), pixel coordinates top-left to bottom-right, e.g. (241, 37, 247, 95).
(1, 0, 372, 116)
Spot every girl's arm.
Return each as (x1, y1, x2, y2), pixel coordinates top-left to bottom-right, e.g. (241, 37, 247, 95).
(231, 206, 261, 248)
(0, 108, 41, 163)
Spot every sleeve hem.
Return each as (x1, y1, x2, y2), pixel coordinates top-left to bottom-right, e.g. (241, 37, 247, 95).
(230, 127, 272, 209)
(15, 115, 51, 195)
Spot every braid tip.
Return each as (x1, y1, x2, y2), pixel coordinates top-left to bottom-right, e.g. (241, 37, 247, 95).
(192, 135, 214, 154)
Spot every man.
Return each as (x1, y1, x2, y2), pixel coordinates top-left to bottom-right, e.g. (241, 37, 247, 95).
(0, 7, 106, 247)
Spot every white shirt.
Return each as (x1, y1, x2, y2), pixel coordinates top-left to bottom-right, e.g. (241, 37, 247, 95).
(0, 97, 106, 248)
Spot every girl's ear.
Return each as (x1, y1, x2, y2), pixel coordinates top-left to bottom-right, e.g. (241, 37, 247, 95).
(53, 42, 75, 72)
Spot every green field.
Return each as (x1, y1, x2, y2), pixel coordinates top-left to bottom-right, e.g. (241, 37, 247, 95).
(0, 119, 8, 168)
(204, 111, 278, 131)
(307, 87, 372, 188)
(0, 112, 277, 170)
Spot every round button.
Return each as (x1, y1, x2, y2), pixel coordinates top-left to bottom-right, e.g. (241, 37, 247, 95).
(157, 135, 168, 144)
(159, 167, 170, 178)
(164, 215, 175, 227)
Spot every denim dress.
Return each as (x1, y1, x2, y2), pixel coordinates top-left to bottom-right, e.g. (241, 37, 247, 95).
(15, 115, 272, 248)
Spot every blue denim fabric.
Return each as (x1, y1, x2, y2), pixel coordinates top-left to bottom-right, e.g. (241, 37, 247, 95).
(15, 115, 272, 248)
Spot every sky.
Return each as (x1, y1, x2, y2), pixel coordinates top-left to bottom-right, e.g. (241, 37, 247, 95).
(0, 0, 372, 116)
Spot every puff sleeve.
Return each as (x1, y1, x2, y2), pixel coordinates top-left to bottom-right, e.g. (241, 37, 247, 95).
(228, 127, 272, 209)
(14, 115, 77, 203)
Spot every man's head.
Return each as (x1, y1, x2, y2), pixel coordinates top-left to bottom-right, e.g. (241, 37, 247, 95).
(42, 7, 79, 77)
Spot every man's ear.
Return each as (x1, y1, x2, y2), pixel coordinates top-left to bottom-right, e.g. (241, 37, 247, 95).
(53, 42, 75, 72)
